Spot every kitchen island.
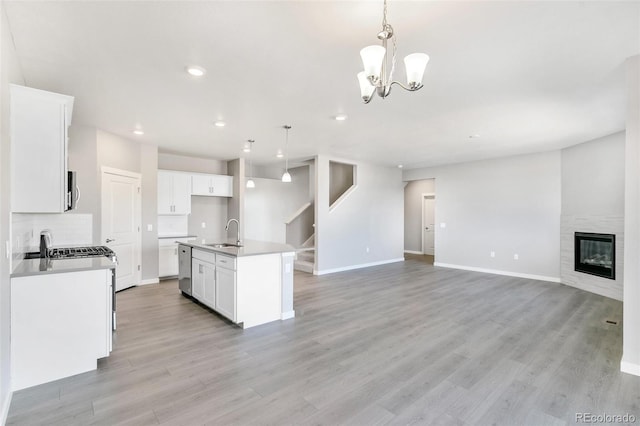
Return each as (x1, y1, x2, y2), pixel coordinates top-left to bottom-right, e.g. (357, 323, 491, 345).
(10, 257, 115, 391)
(179, 239, 296, 329)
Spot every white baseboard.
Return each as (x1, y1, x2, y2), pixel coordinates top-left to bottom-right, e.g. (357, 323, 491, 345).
(139, 278, 160, 286)
(433, 262, 561, 283)
(281, 310, 295, 320)
(314, 258, 405, 276)
(621, 359, 640, 376)
(2, 390, 13, 426)
(404, 250, 423, 255)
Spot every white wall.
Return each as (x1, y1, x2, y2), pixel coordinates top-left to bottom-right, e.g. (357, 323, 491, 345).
(67, 128, 159, 281)
(404, 179, 436, 253)
(562, 132, 625, 216)
(0, 3, 25, 419)
(315, 156, 404, 274)
(244, 166, 310, 244)
(404, 151, 562, 281)
(623, 55, 640, 376)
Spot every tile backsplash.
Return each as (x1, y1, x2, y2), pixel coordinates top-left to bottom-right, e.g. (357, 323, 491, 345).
(157, 215, 189, 237)
(12, 213, 93, 268)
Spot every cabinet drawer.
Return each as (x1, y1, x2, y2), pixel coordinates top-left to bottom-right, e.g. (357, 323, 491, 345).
(192, 249, 216, 264)
(216, 254, 236, 270)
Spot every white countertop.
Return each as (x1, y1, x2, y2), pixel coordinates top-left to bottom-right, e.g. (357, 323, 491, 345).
(12, 257, 116, 278)
(179, 239, 296, 257)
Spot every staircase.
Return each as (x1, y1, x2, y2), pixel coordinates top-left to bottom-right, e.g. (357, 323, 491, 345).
(294, 234, 315, 273)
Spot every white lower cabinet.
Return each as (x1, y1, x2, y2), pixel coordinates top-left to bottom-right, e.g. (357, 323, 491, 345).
(192, 250, 216, 309)
(215, 266, 237, 322)
(159, 237, 196, 278)
(11, 268, 112, 391)
(159, 245, 178, 277)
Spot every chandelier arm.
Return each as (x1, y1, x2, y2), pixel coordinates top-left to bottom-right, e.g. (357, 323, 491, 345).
(389, 80, 424, 92)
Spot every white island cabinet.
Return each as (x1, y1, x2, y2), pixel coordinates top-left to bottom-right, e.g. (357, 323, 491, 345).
(11, 264, 113, 391)
(183, 241, 295, 329)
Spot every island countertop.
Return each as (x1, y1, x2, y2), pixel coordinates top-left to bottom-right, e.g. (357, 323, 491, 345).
(11, 256, 116, 278)
(179, 239, 296, 257)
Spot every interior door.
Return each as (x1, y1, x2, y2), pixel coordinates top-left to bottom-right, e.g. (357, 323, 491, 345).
(422, 196, 435, 255)
(101, 169, 141, 291)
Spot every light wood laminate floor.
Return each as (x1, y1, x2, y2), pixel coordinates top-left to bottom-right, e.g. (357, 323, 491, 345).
(7, 258, 640, 425)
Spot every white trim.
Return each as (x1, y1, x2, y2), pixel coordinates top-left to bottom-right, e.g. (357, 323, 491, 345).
(1, 390, 12, 426)
(281, 310, 295, 320)
(101, 166, 141, 179)
(404, 250, 423, 255)
(433, 262, 561, 283)
(139, 278, 160, 286)
(329, 184, 358, 213)
(621, 359, 640, 376)
(285, 202, 312, 225)
(314, 258, 405, 275)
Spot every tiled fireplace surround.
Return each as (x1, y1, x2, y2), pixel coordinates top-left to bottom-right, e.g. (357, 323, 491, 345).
(561, 215, 624, 301)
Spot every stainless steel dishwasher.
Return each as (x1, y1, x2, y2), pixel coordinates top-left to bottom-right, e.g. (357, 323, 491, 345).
(178, 244, 192, 296)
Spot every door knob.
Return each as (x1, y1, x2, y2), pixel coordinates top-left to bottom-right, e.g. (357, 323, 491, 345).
(106, 238, 115, 243)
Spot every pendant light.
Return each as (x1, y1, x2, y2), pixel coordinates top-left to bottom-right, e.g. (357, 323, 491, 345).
(246, 140, 255, 189)
(281, 125, 292, 183)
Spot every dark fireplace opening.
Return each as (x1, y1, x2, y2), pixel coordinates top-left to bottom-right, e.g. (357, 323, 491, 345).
(574, 232, 615, 280)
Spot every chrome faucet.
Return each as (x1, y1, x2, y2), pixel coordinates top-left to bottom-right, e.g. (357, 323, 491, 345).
(225, 218, 241, 246)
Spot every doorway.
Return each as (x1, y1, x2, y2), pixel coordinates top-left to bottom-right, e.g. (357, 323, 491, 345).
(101, 167, 141, 291)
(422, 194, 435, 262)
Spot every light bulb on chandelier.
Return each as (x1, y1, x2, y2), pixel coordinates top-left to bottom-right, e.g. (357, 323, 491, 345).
(357, 0, 429, 103)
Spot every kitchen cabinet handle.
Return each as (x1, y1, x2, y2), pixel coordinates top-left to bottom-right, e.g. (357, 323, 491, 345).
(106, 238, 115, 243)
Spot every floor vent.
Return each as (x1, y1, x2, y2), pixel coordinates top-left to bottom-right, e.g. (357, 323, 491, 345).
(605, 319, 619, 325)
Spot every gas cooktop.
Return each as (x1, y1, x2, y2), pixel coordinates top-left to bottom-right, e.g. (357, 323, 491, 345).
(50, 246, 115, 259)
(26, 246, 117, 261)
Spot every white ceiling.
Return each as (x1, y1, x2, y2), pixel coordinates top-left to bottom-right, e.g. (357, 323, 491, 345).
(4, 1, 639, 170)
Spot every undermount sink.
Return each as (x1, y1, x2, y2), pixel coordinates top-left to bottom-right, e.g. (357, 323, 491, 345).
(206, 243, 242, 248)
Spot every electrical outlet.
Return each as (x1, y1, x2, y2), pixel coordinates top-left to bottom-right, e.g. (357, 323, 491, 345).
(366, 246, 370, 253)
(490, 251, 495, 258)
(147, 224, 153, 231)
(514, 254, 519, 260)
(201, 222, 206, 228)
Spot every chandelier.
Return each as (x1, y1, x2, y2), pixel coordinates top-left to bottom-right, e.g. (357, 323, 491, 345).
(357, 0, 429, 103)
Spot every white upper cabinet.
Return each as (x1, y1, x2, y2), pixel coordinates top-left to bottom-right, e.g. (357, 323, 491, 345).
(10, 84, 74, 213)
(157, 170, 191, 215)
(191, 173, 233, 197)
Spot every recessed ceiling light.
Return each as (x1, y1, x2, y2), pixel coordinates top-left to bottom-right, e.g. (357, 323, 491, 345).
(214, 121, 226, 127)
(186, 65, 206, 77)
(133, 129, 144, 135)
(276, 149, 284, 158)
(397, 164, 403, 169)
(335, 114, 348, 121)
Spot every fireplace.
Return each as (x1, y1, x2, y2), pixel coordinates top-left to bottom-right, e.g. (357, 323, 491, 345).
(574, 232, 615, 280)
